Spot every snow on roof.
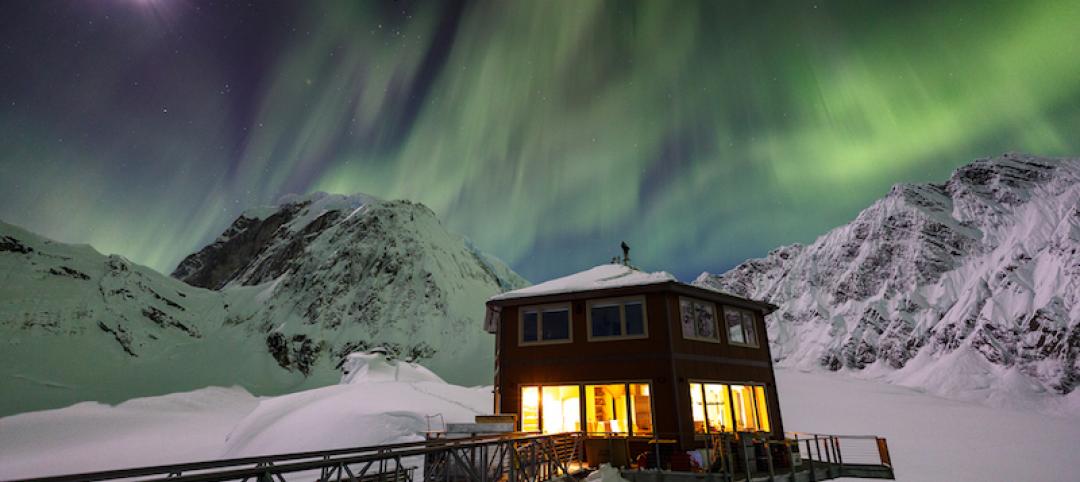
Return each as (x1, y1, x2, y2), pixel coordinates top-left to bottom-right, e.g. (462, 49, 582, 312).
(489, 263, 676, 301)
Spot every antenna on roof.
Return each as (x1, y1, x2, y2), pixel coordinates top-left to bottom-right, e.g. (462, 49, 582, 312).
(621, 241, 630, 266)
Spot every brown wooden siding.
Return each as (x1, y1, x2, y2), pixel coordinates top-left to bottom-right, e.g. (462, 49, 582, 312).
(493, 287, 783, 449)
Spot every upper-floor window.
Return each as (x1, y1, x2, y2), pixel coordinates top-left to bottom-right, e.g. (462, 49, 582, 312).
(723, 306, 759, 347)
(679, 297, 719, 342)
(587, 297, 648, 341)
(520, 304, 571, 345)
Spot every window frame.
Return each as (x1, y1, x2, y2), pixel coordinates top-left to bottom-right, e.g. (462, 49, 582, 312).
(518, 303, 573, 346)
(517, 381, 655, 436)
(722, 305, 760, 348)
(585, 296, 649, 342)
(679, 296, 721, 343)
(688, 379, 772, 435)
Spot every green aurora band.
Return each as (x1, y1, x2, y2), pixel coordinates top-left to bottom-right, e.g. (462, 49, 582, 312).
(1, 0, 1079, 282)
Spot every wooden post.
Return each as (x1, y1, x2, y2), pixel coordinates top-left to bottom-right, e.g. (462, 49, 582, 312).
(742, 435, 753, 482)
(877, 438, 892, 467)
(805, 439, 817, 482)
(764, 439, 775, 482)
(786, 436, 797, 479)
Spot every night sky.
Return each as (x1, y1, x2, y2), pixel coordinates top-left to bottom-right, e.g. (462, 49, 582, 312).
(2, 0, 1079, 283)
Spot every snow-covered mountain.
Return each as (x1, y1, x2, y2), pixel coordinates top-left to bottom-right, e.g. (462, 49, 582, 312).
(696, 153, 1080, 412)
(173, 192, 527, 381)
(0, 193, 526, 416)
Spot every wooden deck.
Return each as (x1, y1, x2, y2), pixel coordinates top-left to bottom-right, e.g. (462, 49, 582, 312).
(621, 461, 895, 482)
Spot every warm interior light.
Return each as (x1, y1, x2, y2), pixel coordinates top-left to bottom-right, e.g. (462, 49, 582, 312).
(541, 386, 580, 433)
(629, 383, 653, 435)
(586, 384, 629, 434)
(754, 386, 771, 432)
(521, 386, 540, 432)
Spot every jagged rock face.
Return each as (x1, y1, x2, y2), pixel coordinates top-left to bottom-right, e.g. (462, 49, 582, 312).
(697, 154, 1080, 400)
(171, 203, 308, 290)
(172, 192, 528, 381)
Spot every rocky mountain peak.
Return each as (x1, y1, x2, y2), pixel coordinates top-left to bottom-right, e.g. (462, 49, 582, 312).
(697, 154, 1080, 412)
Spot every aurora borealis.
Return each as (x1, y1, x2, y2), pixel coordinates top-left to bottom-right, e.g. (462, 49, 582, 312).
(2, 0, 1079, 282)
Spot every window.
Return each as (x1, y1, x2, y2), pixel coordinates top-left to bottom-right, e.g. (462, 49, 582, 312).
(629, 384, 653, 435)
(522, 382, 652, 435)
(521, 386, 540, 432)
(690, 382, 770, 434)
(587, 298, 648, 340)
(584, 382, 653, 435)
(586, 384, 628, 434)
(541, 385, 581, 433)
(723, 306, 759, 347)
(520, 304, 571, 345)
(680, 297, 718, 342)
(691, 382, 732, 434)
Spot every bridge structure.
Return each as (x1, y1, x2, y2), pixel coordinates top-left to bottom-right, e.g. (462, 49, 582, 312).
(5, 431, 892, 482)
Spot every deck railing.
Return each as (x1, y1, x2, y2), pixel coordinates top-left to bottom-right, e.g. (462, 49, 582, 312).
(3, 432, 585, 482)
(784, 432, 894, 480)
(679, 431, 894, 481)
(5, 430, 892, 482)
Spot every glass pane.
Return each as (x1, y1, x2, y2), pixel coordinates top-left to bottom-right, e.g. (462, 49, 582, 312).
(591, 305, 621, 337)
(680, 299, 696, 339)
(629, 384, 653, 435)
(730, 385, 759, 431)
(585, 384, 628, 434)
(522, 311, 538, 342)
(704, 384, 733, 433)
(521, 386, 540, 432)
(743, 311, 758, 346)
(541, 386, 581, 434)
(725, 308, 745, 344)
(624, 302, 645, 335)
(754, 386, 770, 432)
(541, 309, 570, 340)
(690, 383, 706, 434)
(696, 302, 717, 340)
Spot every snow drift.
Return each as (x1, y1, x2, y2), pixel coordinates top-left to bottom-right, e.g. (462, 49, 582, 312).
(0, 353, 492, 480)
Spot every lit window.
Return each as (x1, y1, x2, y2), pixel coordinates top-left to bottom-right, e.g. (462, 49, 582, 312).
(704, 383, 733, 433)
(680, 297, 718, 342)
(586, 384, 629, 434)
(521, 386, 540, 432)
(541, 386, 581, 433)
(629, 383, 653, 435)
(723, 306, 758, 347)
(587, 298, 648, 340)
(755, 386, 771, 432)
(730, 385, 756, 431)
(690, 383, 770, 434)
(520, 305, 571, 344)
(690, 383, 706, 434)
(521, 383, 654, 436)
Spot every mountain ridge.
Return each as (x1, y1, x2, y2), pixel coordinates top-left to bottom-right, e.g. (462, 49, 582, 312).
(0, 194, 526, 416)
(696, 153, 1080, 413)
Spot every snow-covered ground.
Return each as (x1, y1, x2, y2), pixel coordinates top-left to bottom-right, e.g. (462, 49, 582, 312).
(1, 366, 1076, 481)
(775, 368, 1080, 482)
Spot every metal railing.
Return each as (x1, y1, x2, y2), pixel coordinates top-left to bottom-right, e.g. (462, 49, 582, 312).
(4, 432, 585, 482)
(681, 431, 894, 481)
(785, 432, 894, 481)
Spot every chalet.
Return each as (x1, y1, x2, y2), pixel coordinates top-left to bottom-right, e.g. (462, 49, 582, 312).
(484, 262, 783, 455)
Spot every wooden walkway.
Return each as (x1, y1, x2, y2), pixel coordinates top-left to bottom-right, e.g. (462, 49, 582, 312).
(623, 461, 894, 482)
